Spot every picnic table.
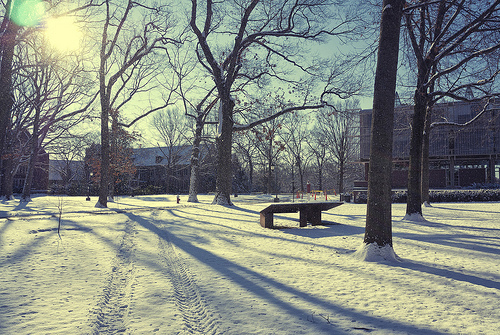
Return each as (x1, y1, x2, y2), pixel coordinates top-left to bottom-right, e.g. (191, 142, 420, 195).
(260, 202, 343, 228)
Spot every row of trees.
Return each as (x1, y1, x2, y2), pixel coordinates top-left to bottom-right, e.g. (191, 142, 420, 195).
(144, 102, 361, 197)
(2, 1, 500, 257)
(1, 0, 367, 206)
(0, 0, 98, 201)
(233, 102, 361, 195)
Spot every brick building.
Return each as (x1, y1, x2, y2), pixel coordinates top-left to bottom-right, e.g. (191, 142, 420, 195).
(359, 99, 500, 188)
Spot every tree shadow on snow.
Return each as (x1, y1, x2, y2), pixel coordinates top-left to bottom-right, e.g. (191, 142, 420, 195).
(388, 260, 500, 290)
(394, 230, 500, 256)
(431, 204, 500, 215)
(279, 221, 365, 239)
(125, 211, 448, 335)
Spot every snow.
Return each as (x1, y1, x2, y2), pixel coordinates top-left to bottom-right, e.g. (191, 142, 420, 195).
(354, 243, 401, 263)
(403, 212, 428, 222)
(1, 194, 499, 334)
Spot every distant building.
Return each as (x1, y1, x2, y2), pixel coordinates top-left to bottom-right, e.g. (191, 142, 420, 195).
(81, 144, 216, 195)
(6, 130, 49, 193)
(48, 160, 86, 194)
(12, 151, 49, 193)
(359, 99, 500, 188)
(131, 145, 216, 194)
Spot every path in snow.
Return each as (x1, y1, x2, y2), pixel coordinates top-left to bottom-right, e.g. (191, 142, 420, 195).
(155, 219, 220, 334)
(87, 219, 137, 334)
(84, 211, 221, 335)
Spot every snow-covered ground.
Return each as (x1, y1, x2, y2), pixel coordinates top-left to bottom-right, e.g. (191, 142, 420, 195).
(1, 194, 499, 334)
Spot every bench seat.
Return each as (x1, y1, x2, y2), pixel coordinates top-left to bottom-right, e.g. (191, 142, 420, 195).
(260, 202, 343, 228)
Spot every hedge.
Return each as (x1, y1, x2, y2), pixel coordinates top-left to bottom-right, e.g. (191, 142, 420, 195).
(353, 189, 500, 204)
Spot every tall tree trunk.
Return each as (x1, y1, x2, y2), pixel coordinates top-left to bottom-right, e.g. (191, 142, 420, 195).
(298, 159, 304, 193)
(364, 0, 404, 248)
(338, 160, 344, 194)
(212, 97, 234, 205)
(406, 92, 427, 216)
(97, 96, 110, 208)
(0, 15, 19, 197)
(108, 111, 119, 202)
(405, 0, 445, 218)
(267, 136, 273, 194)
(188, 117, 203, 202)
(421, 108, 431, 205)
(21, 105, 41, 202)
(248, 157, 253, 193)
(318, 164, 323, 191)
(1, 148, 13, 199)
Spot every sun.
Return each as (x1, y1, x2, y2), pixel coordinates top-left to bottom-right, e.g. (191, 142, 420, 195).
(44, 16, 82, 53)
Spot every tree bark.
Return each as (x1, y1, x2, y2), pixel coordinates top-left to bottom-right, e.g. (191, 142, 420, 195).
(421, 108, 432, 205)
(188, 117, 203, 202)
(406, 91, 428, 216)
(212, 98, 234, 205)
(364, 0, 404, 247)
(21, 104, 41, 202)
(1, 149, 13, 199)
(338, 160, 345, 194)
(97, 93, 110, 208)
(267, 136, 273, 194)
(0, 16, 19, 198)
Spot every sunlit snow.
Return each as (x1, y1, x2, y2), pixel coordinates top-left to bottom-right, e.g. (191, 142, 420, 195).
(1, 194, 499, 334)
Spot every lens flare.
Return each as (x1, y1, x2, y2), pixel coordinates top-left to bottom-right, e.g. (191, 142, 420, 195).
(9, 0, 46, 27)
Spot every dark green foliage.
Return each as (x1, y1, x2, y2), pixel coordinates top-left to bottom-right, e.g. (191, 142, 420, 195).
(133, 185, 164, 195)
(355, 189, 500, 203)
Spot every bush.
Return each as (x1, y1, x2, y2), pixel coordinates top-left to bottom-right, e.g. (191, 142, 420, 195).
(465, 183, 500, 190)
(353, 189, 500, 204)
(133, 185, 164, 195)
(429, 189, 500, 202)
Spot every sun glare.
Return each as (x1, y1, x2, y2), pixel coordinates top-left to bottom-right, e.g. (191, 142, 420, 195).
(9, 0, 45, 27)
(44, 16, 82, 53)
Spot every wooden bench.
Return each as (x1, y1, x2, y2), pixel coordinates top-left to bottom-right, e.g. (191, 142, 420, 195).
(260, 202, 343, 228)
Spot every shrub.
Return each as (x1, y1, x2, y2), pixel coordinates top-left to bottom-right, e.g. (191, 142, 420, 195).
(353, 189, 500, 204)
(133, 185, 164, 195)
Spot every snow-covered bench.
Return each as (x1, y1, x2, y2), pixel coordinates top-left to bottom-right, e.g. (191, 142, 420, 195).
(260, 202, 343, 228)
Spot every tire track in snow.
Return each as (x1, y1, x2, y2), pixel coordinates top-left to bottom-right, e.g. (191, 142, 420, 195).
(156, 230, 220, 335)
(88, 219, 136, 334)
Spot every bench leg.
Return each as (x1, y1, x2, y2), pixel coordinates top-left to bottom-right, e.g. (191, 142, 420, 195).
(260, 212, 274, 228)
(299, 210, 308, 227)
(299, 209, 322, 226)
(310, 210, 322, 225)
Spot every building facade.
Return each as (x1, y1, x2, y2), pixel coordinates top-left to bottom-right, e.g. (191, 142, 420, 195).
(131, 145, 216, 194)
(12, 151, 49, 193)
(359, 99, 500, 188)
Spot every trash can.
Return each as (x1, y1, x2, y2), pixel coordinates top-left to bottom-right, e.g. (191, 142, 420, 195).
(342, 194, 351, 202)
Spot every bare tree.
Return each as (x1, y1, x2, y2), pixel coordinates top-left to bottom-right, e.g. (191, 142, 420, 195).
(50, 134, 93, 194)
(363, 0, 404, 255)
(0, 1, 97, 199)
(185, 91, 218, 202)
(151, 108, 190, 194)
(254, 115, 286, 194)
(316, 101, 360, 194)
(233, 130, 258, 193)
(190, 0, 361, 205)
(403, 0, 500, 218)
(15, 27, 94, 201)
(157, 39, 219, 202)
(281, 111, 313, 193)
(95, 0, 181, 208)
